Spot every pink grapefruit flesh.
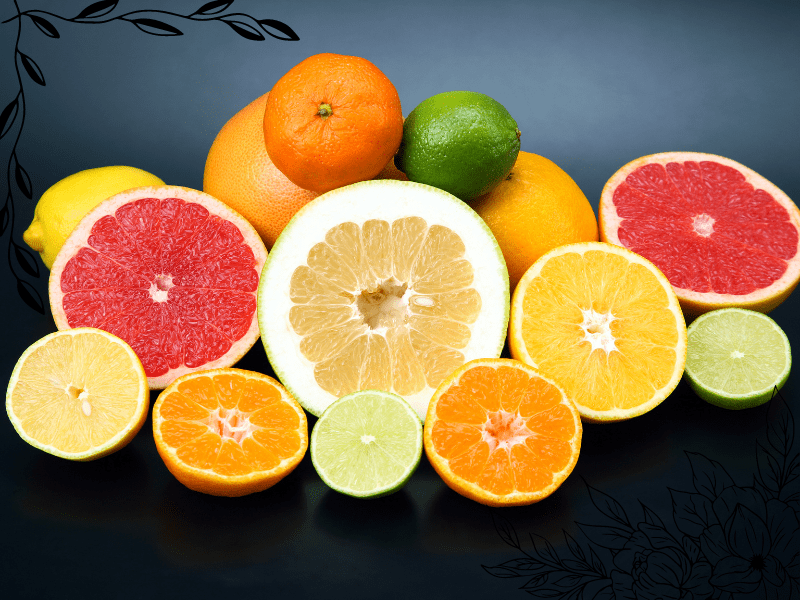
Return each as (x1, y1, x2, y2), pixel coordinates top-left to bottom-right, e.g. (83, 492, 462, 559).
(49, 186, 268, 389)
(600, 152, 800, 317)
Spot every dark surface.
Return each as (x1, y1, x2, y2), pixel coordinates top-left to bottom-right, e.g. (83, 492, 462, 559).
(1, 1, 799, 598)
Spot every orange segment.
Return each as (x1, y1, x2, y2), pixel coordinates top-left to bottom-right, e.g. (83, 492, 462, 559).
(152, 368, 308, 497)
(423, 358, 582, 507)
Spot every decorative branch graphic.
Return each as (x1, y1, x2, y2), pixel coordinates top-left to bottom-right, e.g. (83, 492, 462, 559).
(484, 390, 800, 599)
(0, 0, 298, 313)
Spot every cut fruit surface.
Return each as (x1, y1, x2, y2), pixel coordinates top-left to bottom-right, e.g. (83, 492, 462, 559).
(6, 328, 148, 461)
(258, 179, 509, 419)
(600, 152, 800, 316)
(685, 308, 790, 409)
(49, 186, 268, 389)
(424, 358, 582, 506)
(509, 242, 686, 422)
(152, 368, 307, 497)
(310, 390, 423, 498)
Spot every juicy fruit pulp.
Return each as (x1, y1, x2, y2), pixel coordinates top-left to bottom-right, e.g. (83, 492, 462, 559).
(685, 308, 791, 409)
(510, 242, 687, 422)
(395, 91, 521, 201)
(49, 186, 267, 389)
(311, 390, 423, 498)
(424, 359, 582, 506)
(153, 368, 307, 497)
(600, 152, 800, 316)
(6, 328, 148, 460)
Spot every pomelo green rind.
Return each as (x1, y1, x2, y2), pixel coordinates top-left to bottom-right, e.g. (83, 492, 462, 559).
(684, 308, 791, 410)
(310, 390, 423, 498)
(257, 179, 509, 419)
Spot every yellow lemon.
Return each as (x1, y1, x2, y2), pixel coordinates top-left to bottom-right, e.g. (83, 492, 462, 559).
(23, 166, 164, 269)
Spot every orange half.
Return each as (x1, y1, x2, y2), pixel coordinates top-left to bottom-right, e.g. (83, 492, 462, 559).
(424, 358, 582, 507)
(152, 368, 308, 497)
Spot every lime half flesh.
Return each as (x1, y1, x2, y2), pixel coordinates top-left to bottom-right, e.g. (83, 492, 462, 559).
(310, 390, 423, 498)
(685, 308, 791, 409)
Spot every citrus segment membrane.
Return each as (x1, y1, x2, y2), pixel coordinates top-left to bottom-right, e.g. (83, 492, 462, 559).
(510, 242, 686, 422)
(6, 328, 148, 460)
(50, 187, 267, 389)
(424, 359, 581, 506)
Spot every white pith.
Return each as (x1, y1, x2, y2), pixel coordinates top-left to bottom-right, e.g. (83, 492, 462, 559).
(579, 308, 618, 353)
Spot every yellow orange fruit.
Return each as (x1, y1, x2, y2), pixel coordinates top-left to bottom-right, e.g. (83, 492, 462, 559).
(471, 151, 598, 291)
(509, 242, 686, 422)
(152, 368, 307, 497)
(424, 358, 582, 507)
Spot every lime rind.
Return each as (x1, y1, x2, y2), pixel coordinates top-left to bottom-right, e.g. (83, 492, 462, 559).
(684, 308, 791, 409)
(310, 389, 423, 498)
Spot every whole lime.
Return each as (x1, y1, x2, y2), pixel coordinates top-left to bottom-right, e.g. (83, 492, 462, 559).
(394, 91, 521, 201)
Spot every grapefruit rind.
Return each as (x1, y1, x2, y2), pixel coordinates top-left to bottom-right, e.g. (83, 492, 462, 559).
(599, 152, 800, 317)
(684, 308, 791, 410)
(509, 242, 687, 423)
(258, 179, 510, 419)
(152, 368, 308, 497)
(48, 185, 268, 390)
(423, 358, 582, 507)
(6, 328, 149, 461)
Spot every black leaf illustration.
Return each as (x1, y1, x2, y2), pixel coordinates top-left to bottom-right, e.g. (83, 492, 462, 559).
(129, 18, 183, 36)
(14, 158, 32, 198)
(686, 451, 734, 499)
(575, 522, 631, 550)
(0, 204, 9, 235)
(637, 522, 679, 551)
(583, 580, 614, 600)
(0, 98, 18, 139)
(257, 19, 299, 41)
(669, 488, 714, 538)
(767, 392, 795, 458)
(192, 0, 234, 16)
(14, 243, 39, 278)
(522, 586, 563, 599)
(682, 535, 701, 561)
(75, 0, 118, 20)
(586, 483, 633, 529)
(483, 565, 524, 579)
(19, 52, 45, 86)
(531, 533, 561, 565)
(756, 441, 783, 494)
(549, 571, 587, 589)
(563, 531, 586, 562)
(588, 545, 607, 576)
(495, 558, 548, 572)
(17, 280, 45, 314)
(640, 501, 665, 529)
(520, 574, 548, 590)
(29, 15, 60, 38)
(222, 18, 264, 41)
(492, 511, 520, 549)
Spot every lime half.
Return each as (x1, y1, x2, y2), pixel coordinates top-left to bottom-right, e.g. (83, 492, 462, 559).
(310, 390, 423, 498)
(685, 308, 791, 409)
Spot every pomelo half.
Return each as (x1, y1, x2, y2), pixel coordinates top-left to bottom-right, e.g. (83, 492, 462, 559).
(258, 180, 509, 419)
(599, 152, 800, 317)
(49, 186, 268, 389)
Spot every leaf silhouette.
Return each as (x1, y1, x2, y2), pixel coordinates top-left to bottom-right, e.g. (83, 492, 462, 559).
(575, 523, 631, 550)
(17, 280, 45, 314)
(520, 574, 548, 590)
(483, 565, 525, 579)
(491, 511, 520, 549)
(494, 558, 548, 572)
(563, 531, 586, 562)
(15, 158, 32, 198)
(686, 451, 734, 499)
(29, 15, 60, 38)
(638, 522, 680, 551)
(531, 533, 561, 565)
(223, 18, 264, 41)
(0, 98, 18, 139)
(756, 441, 783, 495)
(640, 501, 666, 529)
(586, 484, 632, 529)
(257, 19, 299, 41)
(588, 545, 607, 576)
(129, 18, 183, 36)
(192, 0, 234, 15)
(0, 204, 9, 235)
(19, 52, 45, 86)
(14, 243, 40, 278)
(75, 0, 118, 19)
(670, 488, 714, 538)
(766, 392, 795, 458)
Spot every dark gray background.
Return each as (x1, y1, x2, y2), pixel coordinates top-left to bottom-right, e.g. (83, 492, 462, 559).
(1, 0, 798, 598)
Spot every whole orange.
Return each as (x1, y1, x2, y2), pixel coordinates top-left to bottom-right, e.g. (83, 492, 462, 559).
(263, 53, 404, 193)
(203, 92, 319, 249)
(471, 151, 598, 290)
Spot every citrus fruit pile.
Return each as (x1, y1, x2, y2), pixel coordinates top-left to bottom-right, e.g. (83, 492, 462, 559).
(7, 52, 798, 506)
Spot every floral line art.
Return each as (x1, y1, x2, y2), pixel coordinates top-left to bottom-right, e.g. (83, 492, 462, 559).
(484, 389, 800, 599)
(0, 0, 298, 313)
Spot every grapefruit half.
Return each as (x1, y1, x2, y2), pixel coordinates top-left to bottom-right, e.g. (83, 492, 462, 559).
(49, 186, 268, 389)
(599, 152, 800, 317)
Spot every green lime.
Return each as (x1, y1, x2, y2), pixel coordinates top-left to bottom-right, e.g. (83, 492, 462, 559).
(310, 390, 423, 498)
(394, 91, 521, 201)
(685, 308, 791, 409)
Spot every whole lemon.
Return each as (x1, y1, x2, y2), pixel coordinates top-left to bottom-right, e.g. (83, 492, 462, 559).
(394, 91, 520, 201)
(471, 151, 598, 291)
(23, 166, 164, 269)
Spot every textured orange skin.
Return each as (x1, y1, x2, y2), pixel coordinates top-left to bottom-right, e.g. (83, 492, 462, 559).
(263, 53, 404, 193)
(204, 92, 319, 249)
